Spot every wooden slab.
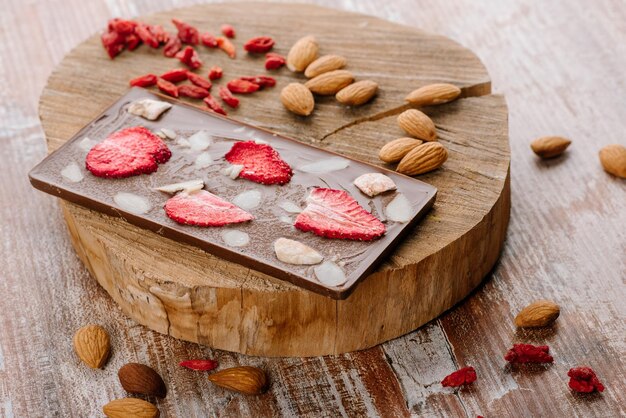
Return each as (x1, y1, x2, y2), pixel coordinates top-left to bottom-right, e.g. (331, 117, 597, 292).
(38, 2, 510, 356)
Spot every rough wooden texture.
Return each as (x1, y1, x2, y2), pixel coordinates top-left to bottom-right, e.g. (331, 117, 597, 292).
(38, 2, 510, 357)
(1, 0, 624, 417)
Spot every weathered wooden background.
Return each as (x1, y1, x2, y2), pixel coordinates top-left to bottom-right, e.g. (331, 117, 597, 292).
(1, 0, 624, 417)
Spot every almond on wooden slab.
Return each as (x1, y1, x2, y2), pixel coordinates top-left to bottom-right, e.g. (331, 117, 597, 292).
(305, 70, 354, 95)
(379, 137, 423, 163)
(530, 136, 571, 158)
(405, 83, 461, 106)
(207, 366, 268, 395)
(397, 109, 437, 141)
(515, 300, 560, 328)
(73, 324, 111, 369)
(280, 83, 315, 116)
(336, 80, 378, 106)
(286, 35, 319, 72)
(304, 54, 347, 78)
(103, 398, 159, 418)
(599, 144, 626, 178)
(397, 142, 448, 175)
(118, 363, 167, 398)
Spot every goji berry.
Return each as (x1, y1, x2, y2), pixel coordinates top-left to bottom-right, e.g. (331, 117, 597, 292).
(265, 52, 286, 70)
(125, 33, 141, 51)
(187, 72, 212, 90)
(441, 366, 477, 387)
(504, 344, 553, 364)
(227, 79, 260, 94)
(179, 359, 219, 371)
(129, 74, 157, 87)
(157, 78, 179, 98)
(221, 24, 236, 38)
(240, 75, 276, 89)
(208, 66, 223, 80)
(178, 84, 210, 99)
(219, 86, 240, 108)
(567, 366, 605, 393)
(163, 35, 182, 58)
(201, 32, 218, 48)
(135, 23, 159, 48)
(203, 94, 227, 115)
(244, 36, 275, 53)
(216, 36, 236, 59)
(172, 18, 199, 45)
(108, 18, 137, 36)
(176, 46, 202, 70)
(150, 24, 170, 44)
(160, 69, 189, 83)
(101, 30, 125, 59)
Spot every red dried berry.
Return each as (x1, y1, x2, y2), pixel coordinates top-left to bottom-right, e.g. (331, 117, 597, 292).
(240, 75, 276, 89)
(187, 72, 212, 90)
(244, 36, 274, 53)
(135, 23, 159, 48)
(101, 30, 125, 59)
(203, 94, 227, 116)
(504, 344, 554, 364)
(163, 35, 182, 58)
(200, 32, 218, 48)
(157, 78, 179, 98)
(179, 359, 219, 371)
(265, 52, 286, 70)
(108, 18, 137, 36)
(216, 36, 236, 59)
(227, 79, 260, 94)
(219, 87, 240, 108)
(178, 84, 210, 99)
(441, 367, 477, 387)
(208, 66, 223, 80)
(176, 46, 202, 70)
(160, 69, 189, 83)
(150, 25, 170, 44)
(567, 366, 605, 393)
(172, 18, 199, 45)
(221, 24, 235, 38)
(125, 33, 141, 51)
(129, 74, 157, 87)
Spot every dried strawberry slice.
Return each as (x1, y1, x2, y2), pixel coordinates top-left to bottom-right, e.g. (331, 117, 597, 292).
(219, 87, 239, 108)
(187, 72, 212, 90)
(176, 46, 202, 70)
(165, 190, 253, 227)
(172, 18, 199, 45)
(160, 69, 189, 83)
(224, 141, 292, 185)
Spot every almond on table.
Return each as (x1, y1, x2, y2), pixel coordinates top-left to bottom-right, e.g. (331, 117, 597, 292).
(286, 35, 319, 72)
(530, 136, 571, 158)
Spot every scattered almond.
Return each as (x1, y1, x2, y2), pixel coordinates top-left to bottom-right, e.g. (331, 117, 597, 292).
(405, 83, 461, 106)
(274, 238, 323, 265)
(103, 398, 159, 418)
(397, 109, 437, 141)
(280, 83, 315, 116)
(599, 144, 626, 178)
(286, 35, 319, 72)
(207, 366, 268, 395)
(336, 80, 378, 106)
(515, 300, 560, 328)
(530, 136, 571, 158)
(304, 54, 347, 78)
(397, 142, 448, 175)
(118, 363, 167, 398)
(379, 137, 423, 163)
(305, 70, 354, 96)
(73, 324, 111, 369)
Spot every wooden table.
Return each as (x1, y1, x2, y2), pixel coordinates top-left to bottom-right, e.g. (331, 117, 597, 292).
(1, 0, 624, 416)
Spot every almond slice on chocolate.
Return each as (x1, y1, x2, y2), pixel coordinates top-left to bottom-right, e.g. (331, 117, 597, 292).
(153, 179, 204, 194)
(354, 173, 396, 197)
(274, 238, 323, 265)
(127, 99, 172, 121)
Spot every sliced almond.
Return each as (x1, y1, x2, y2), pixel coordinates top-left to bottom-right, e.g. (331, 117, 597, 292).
(280, 83, 315, 116)
(274, 238, 323, 265)
(379, 137, 423, 163)
(336, 80, 378, 106)
(397, 142, 448, 176)
(530, 136, 571, 158)
(304, 55, 347, 78)
(153, 179, 204, 194)
(353, 173, 397, 197)
(599, 144, 626, 178)
(397, 109, 437, 141)
(305, 70, 354, 96)
(405, 83, 461, 106)
(127, 99, 172, 121)
(286, 35, 319, 72)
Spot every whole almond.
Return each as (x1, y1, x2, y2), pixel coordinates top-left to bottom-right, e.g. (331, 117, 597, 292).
(515, 300, 560, 328)
(207, 366, 268, 395)
(405, 83, 461, 106)
(379, 137, 423, 163)
(397, 142, 448, 175)
(118, 363, 167, 398)
(305, 70, 354, 96)
(599, 144, 626, 178)
(336, 80, 378, 106)
(103, 398, 159, 418)
(530, 136, 571, 158)
(304, 55, 347, 78)
(286, 35, 319, 72)
(280, 83, 315, 116)
(397, 109, 437, 141)
(73, 324, 111, 369)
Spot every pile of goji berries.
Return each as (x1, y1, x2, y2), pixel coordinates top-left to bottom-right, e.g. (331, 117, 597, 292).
(102, 18, 287, 116)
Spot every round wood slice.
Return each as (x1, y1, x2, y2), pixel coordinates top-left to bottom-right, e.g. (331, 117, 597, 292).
(39, 3, 510, 356)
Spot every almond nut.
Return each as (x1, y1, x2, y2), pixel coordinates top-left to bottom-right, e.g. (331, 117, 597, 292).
(118, 363, 167, 398)
(280, 83, 315, 116)
(304, 54, 347, 78)
(336, 80, 378, 106)
(103, 398, 159, 418)
(405, 83, 461, 106)
(397, 109, 437, 141)
(530, 136, 571, 158)
(73, 324, 111, 369)
(515, 300, 560, 328)
(599, 144, 626, 178)
(397, 142, 448, 175)
(207, 366, 268, 395)
(379, 137, 423, 163)
(286, 35, 319, 72)
(305, 70, 354, 96)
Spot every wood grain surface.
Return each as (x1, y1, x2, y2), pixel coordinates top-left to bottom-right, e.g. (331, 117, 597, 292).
(1, 0, 624, 417)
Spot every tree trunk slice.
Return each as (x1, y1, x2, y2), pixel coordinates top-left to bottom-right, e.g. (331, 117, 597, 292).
(38, 2, 510, 356)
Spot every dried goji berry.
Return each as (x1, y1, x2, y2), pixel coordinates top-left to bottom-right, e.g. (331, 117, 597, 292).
(101, 30, 125, 59)
(504, 344, 553, 364)
(172, 18, 199, 45)
(163, 35, 182, 58)
(227, 79, 260, 94)
(176, 46, 202, 70)
(219, 86, 240, 108)
(208, 66, 223, 80)
(129, 74, 157, 87)
(157, 78, 179, 98)
(567, 366, 605, 393)
(160, 69, 189, 83)
(240, 75, 276, 89)
(187, 72, 212, 90)
(441, 366, 477, 387)
(244, 36, 275, 53)
(178, 84, 210, 99)
(265, 52, 286, 70)
(125, 33, 141, 51)
(179, 359, 219, 371)
(150, 24, 170, 44)
(135, 23, 159, 48)
(216, 36, 236, 59)
(221, 24, 236, 38)
(203, 94, 227, 115)
(201, 32, 218, 48)
(108, 18, 137, 36)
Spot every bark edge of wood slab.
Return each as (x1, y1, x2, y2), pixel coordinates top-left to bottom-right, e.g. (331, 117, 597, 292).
(39, 2, 510, 356)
